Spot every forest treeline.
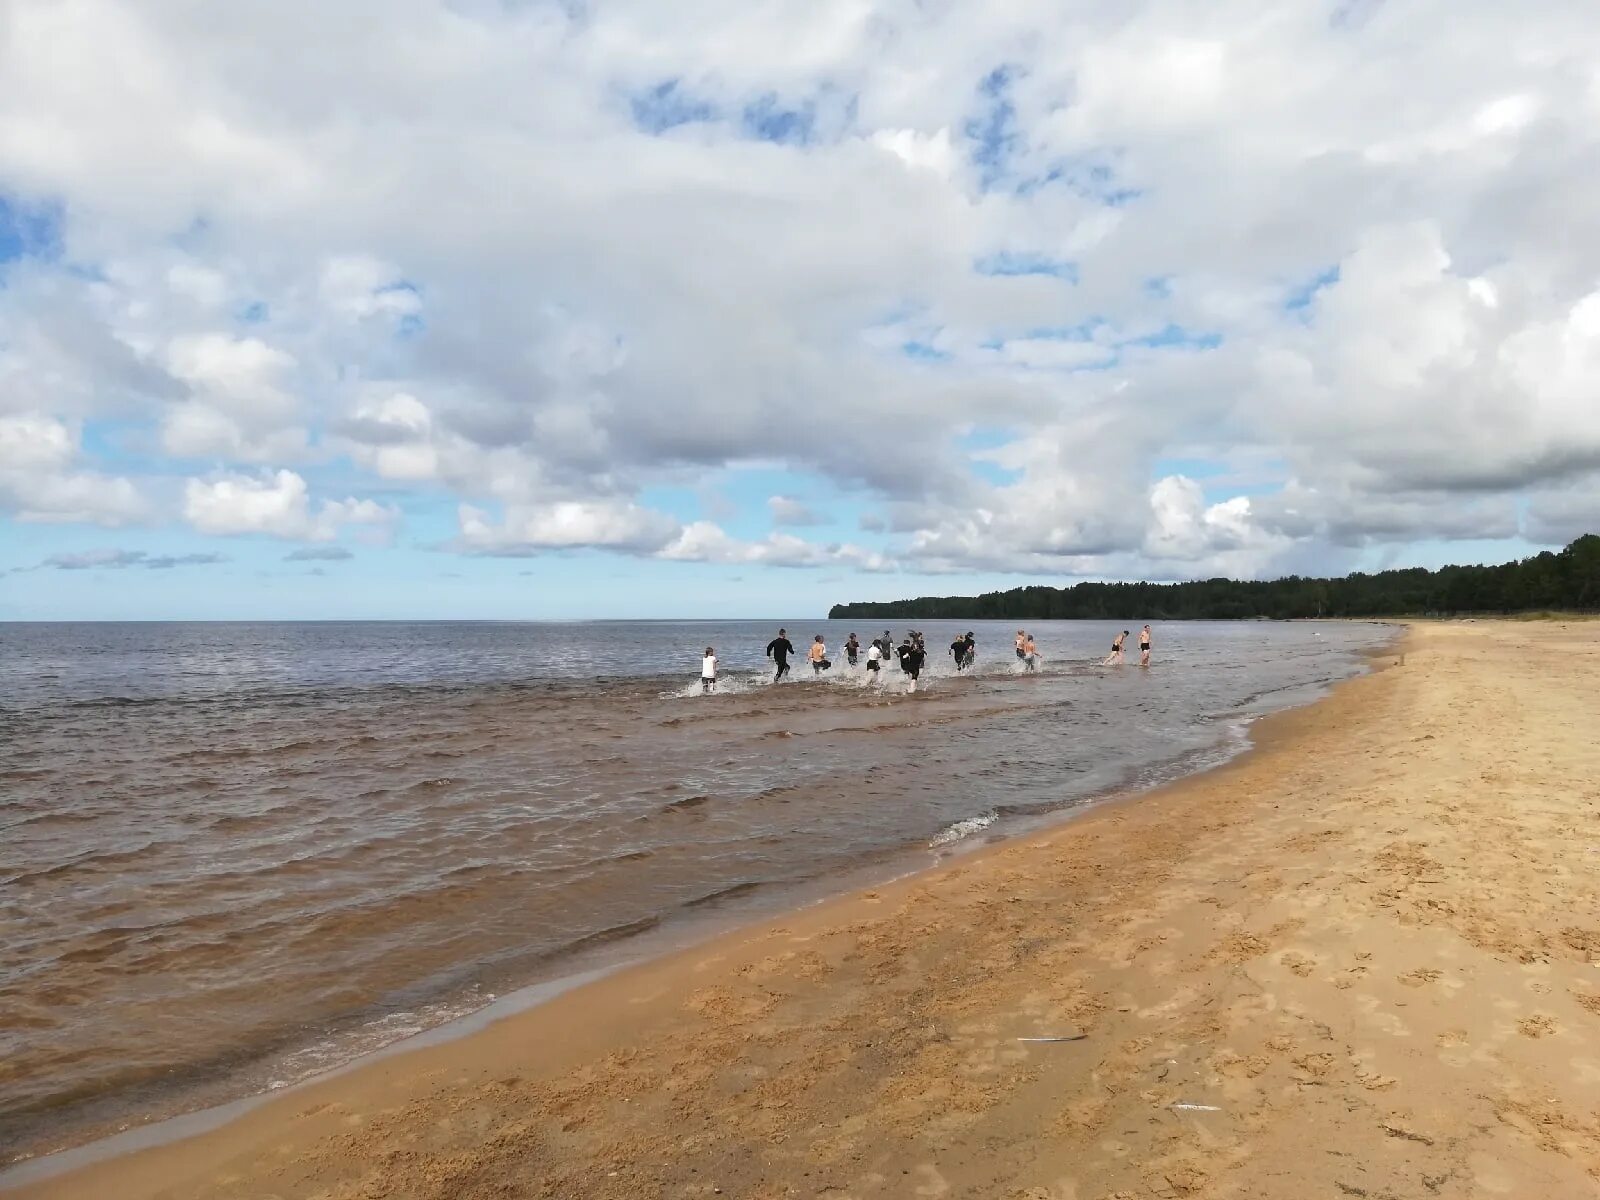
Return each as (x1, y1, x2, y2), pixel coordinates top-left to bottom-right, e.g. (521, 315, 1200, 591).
(828, 535, 1600, 622)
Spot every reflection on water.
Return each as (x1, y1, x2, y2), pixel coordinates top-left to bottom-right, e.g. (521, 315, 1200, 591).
(0, 618, 1392, 1161)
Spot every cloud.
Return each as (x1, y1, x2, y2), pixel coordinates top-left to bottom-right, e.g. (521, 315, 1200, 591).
(283, 545, 354, 561)
(456, 499, 681, 554)
(41, 548, 226, 569)
(0, 414, 150, 526)
(660, 521, 890, 570)
(2, 0, 1600, 586)
(183, 469, 398, 542)
(768, 494, 826, 526)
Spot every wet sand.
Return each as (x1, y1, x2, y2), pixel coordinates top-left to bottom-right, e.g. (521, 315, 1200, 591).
(12, 620, 1600, 1199)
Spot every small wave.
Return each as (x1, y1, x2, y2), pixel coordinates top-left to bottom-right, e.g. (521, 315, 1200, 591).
(929, 811, 996, 848)
(555, 914, 663, 958)
(683, 880, 763, 909)
(662, 794, 712, 812)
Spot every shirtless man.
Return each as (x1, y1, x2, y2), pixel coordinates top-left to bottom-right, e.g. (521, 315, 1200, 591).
(1138, 624, 1152, 667)
(1023, 632, 1039, 672)
(1014, 629, 1027, 662)
(1103, 630, 1128, 666)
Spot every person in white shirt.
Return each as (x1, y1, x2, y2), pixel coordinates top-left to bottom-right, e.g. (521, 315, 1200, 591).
(865, 641, 882, 683)
(700, 646, 717, 694)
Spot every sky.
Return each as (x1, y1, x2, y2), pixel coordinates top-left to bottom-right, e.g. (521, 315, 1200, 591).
(3, 0, 1599, 620)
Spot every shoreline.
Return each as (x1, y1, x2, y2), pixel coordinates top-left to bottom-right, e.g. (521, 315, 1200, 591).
(29, 621, 1600, 1197)
(1, 628, 1391, 1182)
(3, 631, 1405, 1197)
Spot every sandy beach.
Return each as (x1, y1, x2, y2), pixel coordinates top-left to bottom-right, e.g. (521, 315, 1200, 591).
(12, 620, 1600, 1200)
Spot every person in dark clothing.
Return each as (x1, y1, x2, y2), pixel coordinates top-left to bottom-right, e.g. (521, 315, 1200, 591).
(960, 632, 976, 669)
(845, 633, 860, 667)
(765, 628, 795, 681)
(879, 630, 896, 666)
(897, 637, 926, 692)
(950, 634, 968, 671)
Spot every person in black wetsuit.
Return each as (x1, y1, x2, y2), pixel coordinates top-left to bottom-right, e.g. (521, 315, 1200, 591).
(765, 628, 795, 681)
(897, 637, 926, 692)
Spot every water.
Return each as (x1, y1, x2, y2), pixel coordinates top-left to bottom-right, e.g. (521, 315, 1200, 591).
(0, 618, 1392, 1163)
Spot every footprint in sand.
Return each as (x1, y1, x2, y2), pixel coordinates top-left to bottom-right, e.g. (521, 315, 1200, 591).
(1330, 964, 1369, 990)
(1279, 950, 1317, 977)
(1398, 967, 1443, 987)
(1517, 1014, 1557, 1039)
(1291, 1051, 1339, 1080)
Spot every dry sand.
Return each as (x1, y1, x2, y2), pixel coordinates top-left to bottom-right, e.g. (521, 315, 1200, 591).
(12, 620, 1600, 1200)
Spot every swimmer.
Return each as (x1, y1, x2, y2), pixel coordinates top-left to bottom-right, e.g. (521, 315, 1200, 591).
(809, 634, 831, 674)
(766, 627, 795, 681)
(845, 632, 860, 667)
(866, 638, 883, 681)
(1139, 624, 1152, 667)
(896, 636, 926, 692)
(700, 646, 717, 694)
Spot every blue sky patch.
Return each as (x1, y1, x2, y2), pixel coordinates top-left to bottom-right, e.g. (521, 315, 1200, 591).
(742, 94, 816, 146)
(630, 79, 717, 134)
(1285, 265, 1340, 314)
(975, 251, 1077, 281)
(966, 65, 1021, 189)
(1125, 324, 1222, 351)
(901, 339, 952, 361)
(0, 195, 64, 269)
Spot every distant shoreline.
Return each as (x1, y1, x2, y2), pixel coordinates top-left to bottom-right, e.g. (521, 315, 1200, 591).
(829, 533, 1600, 622)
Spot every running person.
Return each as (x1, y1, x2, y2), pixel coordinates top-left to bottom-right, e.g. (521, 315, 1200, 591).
(866, 639, 883, 682)
(1014, 629, 1027, 661)
(1138, 624, 1152, 667)
(809, 635, 830, 674)
(766, 628, 795, 681)
(961, 632, 976, 669)
(897, 637, 927, 692)
(845, 633, 860, 667)
(1103, 630, 1128, 666)
(700, 646, 717, 694)
(1023, 632, 1039, 672)
(950, 633, 969, 671)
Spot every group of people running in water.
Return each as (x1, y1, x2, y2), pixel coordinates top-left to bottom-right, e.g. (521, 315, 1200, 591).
(697, 624, 1153, 693)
